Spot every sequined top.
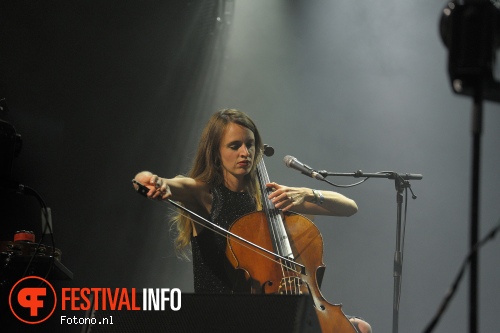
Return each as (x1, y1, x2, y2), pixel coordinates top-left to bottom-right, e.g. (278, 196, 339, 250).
(191, 184, 256, 293)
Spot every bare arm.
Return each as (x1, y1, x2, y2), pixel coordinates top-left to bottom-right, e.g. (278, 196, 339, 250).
(133, 171, 210, 208)
(266, 182, 358, 217)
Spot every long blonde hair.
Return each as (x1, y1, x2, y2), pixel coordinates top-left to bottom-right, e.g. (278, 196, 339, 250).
(173, 109, 264, 257)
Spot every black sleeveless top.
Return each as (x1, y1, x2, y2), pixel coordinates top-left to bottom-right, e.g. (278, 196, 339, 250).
(191, 184, 256, 293)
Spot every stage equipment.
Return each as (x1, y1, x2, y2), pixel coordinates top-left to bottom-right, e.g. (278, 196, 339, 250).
(439, 1, 500, 332)
(440, 0, 500, 102)
(0, 99, 22, 179)
(0, 101, 73, 323)
(283, 159, 422, 333)
(83, 293, 321, 333)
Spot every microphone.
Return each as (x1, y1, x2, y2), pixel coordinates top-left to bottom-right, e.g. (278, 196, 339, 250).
(283, 155, 325, 181)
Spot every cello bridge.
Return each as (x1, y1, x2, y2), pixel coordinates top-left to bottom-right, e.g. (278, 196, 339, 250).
(278, 276, 304, 295)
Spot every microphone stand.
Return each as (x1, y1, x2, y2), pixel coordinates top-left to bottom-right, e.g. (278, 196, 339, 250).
(318, 170, 422, 333)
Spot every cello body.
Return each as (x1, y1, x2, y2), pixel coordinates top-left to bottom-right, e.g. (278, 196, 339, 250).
(226, 210, 356, 333)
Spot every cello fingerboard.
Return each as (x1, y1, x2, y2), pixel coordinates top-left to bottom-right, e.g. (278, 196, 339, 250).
(256, 154, 294, 259)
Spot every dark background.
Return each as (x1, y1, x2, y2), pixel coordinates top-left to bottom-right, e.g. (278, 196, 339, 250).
(1, 1, 499, 332)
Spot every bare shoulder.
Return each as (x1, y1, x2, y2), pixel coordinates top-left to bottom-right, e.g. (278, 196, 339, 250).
(169, 176, 209, 193)
(168, 176, 211, 208)
(164, 177, 212, 236)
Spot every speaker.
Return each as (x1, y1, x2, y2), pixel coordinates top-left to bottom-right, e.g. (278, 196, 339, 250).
(82, 293, 321, 333)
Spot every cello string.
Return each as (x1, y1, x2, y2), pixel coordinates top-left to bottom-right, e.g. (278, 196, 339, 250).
(257, 147, 293, 295)
(256, 159, 282, 255)
(256, 159, 290, 292)
(257, 157, 302, 295)
(258, 157, 300, 294)
(257, 159, 282, 256)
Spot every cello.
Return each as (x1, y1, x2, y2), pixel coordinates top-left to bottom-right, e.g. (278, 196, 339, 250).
(226, 146, 356, 333)
(131, 146, 357, 332)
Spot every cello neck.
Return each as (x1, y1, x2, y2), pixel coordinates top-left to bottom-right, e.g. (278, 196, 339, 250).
(256, 157, 294, 259)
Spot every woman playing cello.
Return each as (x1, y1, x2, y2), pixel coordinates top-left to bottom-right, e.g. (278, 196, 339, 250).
(133, 109, 372, 333)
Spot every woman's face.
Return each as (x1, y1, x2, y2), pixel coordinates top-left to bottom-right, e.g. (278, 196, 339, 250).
(219, 122, 255, 189)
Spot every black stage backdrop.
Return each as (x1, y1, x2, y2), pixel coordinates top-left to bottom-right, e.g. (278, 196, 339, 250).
(0, 1, 228, 332)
